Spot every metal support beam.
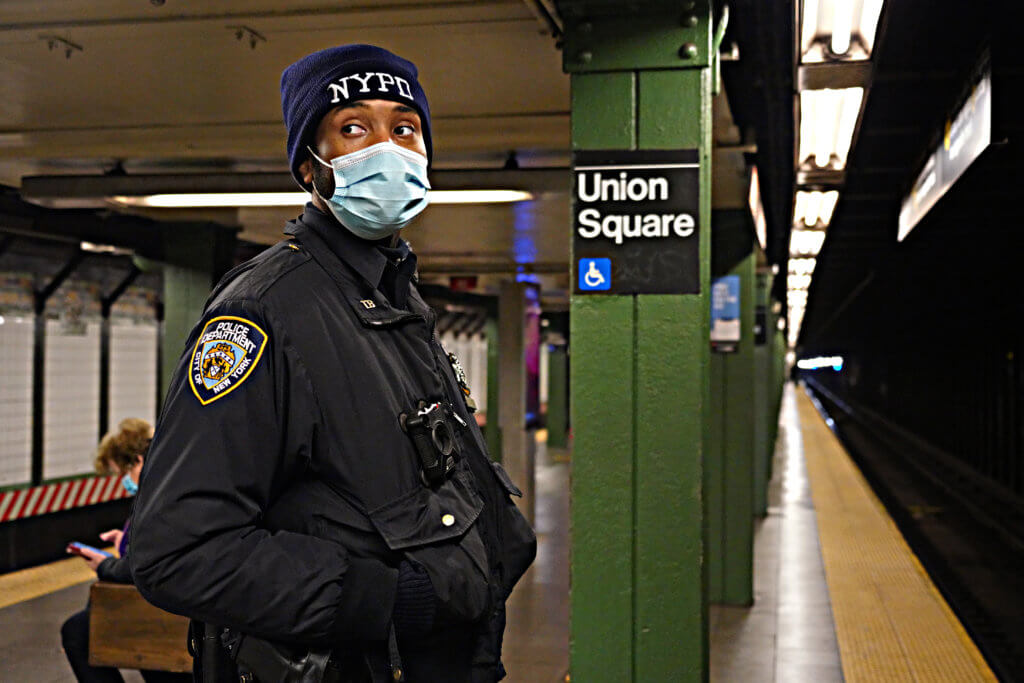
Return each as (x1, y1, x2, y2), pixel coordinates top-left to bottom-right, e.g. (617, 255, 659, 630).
(31, 250, 87, 484)
(498, 281, 534, 524)
(99, 265, 142, 438)
(484, 314, 502, 463)
(159, 222, 236, 400)
(564, 2, 712, 680)
(545, 345, 569, 450)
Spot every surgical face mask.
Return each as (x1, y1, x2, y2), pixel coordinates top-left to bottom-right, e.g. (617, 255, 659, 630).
(121, 474, 138, 496)
(309, 141, 430, 240)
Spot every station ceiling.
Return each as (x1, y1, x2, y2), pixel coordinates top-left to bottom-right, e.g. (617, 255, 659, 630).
(7, 0, 998, 336)
(0, 0, 769, 305)
(799, 0, 1014, 350)
(0, 1, 571, 290)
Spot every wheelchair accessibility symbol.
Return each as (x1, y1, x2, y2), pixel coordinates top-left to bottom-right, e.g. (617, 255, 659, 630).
(579, 258, 611, 291)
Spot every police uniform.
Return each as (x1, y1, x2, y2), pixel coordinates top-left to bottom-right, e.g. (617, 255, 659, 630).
(129, 203, 536, 682)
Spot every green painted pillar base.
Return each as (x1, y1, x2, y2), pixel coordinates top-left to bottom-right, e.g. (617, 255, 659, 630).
(564, 3, 713, 680)
(546, 346, 569, 450)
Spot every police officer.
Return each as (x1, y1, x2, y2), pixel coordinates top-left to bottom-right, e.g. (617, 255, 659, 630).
(129, 44, 536, 683)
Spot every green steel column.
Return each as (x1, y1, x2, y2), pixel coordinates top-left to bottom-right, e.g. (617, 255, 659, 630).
(707, 336, 724, 602)
(707, 211, 756, 606)
(563, 4, 712, 680)
(159, 222, 235, 400)
(721, 251, 755, 605)
(753, 269, 770, 518)
(484, 314, 502, 462)
(546, 345, 569, 450)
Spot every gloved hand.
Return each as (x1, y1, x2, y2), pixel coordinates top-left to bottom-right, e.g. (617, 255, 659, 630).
(392, 560, 436, 637)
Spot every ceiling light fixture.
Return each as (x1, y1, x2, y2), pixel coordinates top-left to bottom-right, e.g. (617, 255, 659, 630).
(788, 274, 813, 291)
(830, 0, 853, 55)
(793, 190, 840, 227)
(800, 0, 886, 62)
(801, 0, 820, 57)
(109, 190, 535, 208)
(789, 257, 817, 275)
(789, 228, 827, 257)
(860, 0, 885, 53)
(799, 88, 864, 170)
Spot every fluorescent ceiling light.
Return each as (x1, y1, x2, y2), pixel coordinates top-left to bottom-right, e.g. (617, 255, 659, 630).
(802, 0, 820, 56)
(860, 0, 885, 53)
(788, 273, 813, 291)
(790, 228, 827, 257)
(789, 257, 816, 275)
(797, 355, 844, 370)
(794, 190, 839, 227)
(80, 241, 132, 255)
(430, 190, 534, 204)
(831, 0, 853, 54)
(788, 289, 809, 306)
(800, 0, 885, 62)
(799, 88, 863, 170)
(110, 190, 535, 208)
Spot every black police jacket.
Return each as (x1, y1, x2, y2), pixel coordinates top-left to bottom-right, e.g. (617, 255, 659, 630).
(129, 205, 536, 682)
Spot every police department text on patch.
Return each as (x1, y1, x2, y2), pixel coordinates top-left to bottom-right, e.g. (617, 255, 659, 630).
(573, 149, 701, 295)
(189, 316, 268, 405)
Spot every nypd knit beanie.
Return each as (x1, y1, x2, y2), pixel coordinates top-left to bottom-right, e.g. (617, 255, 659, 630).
(280, 44, 432, 188)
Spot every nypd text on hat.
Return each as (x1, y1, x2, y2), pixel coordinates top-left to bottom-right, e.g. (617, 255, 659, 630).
(328, 72, 414, 103)
(575, 163, 698, 246)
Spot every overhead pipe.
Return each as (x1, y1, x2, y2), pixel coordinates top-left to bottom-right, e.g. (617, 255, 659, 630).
(712, 4, 731, 96)
(521, 0, 562, 38)
(98, 265, 143, 437)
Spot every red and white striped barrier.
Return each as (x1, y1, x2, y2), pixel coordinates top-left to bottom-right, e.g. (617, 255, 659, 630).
(0, 475, 129, 523)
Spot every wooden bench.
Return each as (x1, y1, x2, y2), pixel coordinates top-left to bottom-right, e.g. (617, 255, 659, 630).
(88, 581, 192, 673)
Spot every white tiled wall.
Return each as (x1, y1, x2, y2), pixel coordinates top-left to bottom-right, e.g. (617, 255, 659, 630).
(108, 320, 158, 429)
(43, 319, 101, 479)
(0, 316, 34, 486)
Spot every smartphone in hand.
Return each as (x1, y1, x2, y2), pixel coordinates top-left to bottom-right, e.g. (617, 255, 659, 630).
(66, 542, 113, 558)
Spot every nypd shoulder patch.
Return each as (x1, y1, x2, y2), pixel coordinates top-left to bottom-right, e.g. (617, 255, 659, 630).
(189, 315, 268, 405)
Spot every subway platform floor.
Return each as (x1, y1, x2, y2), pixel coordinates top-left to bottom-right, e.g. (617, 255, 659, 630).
(709, 385, 996, 683)
(0, 440, 571, 683)
(0, 385, 995, 682)
(709, 385, 844, 682)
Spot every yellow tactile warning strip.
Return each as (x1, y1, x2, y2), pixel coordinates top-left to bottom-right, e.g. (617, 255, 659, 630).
(796, 388, 997, 682)
(0, 550, 111, 610)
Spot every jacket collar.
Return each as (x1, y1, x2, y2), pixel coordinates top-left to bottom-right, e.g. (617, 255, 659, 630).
(285, 206, 431, 329)
(284, 203, 395, 290)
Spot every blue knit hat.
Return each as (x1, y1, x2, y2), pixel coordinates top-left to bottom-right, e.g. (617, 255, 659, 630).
(280, 44, 432, 188)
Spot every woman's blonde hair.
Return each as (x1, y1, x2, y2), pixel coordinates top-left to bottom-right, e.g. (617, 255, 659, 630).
(94, 417, 152, 474)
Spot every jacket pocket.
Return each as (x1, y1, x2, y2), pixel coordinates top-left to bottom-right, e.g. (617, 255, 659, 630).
(367, 470, 490, 623)
(264, 477, 393, 562)
(488, 462, 537, 599)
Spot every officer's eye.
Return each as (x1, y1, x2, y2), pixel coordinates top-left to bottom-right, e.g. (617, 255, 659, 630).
(394, 124, 416, 136)
(341, 123, 366, 135)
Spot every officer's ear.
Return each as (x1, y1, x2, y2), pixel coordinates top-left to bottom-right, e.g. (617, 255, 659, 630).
(298, 157, 314, 189)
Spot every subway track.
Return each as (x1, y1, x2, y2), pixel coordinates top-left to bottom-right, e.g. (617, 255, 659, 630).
(806, 379, 1024, 683)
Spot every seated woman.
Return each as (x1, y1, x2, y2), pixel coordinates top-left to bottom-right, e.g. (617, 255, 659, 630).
(61, 417, 190, 683)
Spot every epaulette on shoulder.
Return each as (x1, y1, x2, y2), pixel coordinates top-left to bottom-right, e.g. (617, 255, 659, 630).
(210, 239, 312, 304)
